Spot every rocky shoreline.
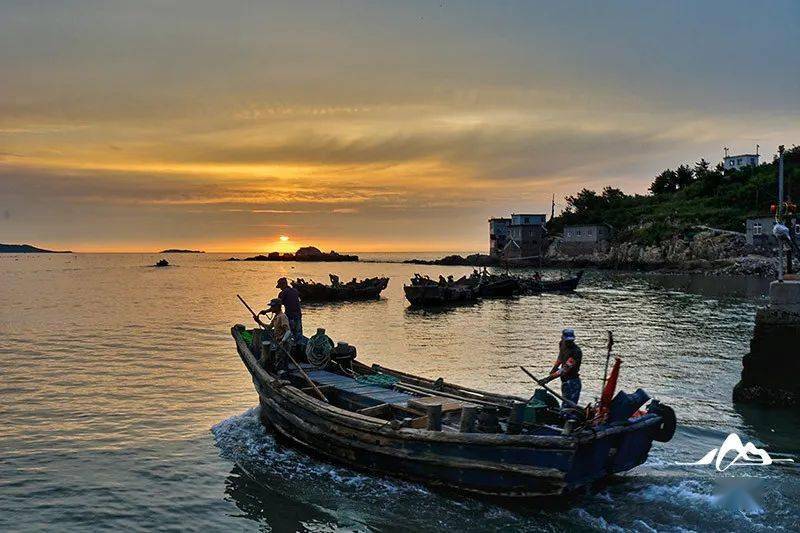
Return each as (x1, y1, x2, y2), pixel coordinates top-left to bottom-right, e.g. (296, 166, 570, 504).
(405, 230, 794, 276)
(545, 229, 794, 276)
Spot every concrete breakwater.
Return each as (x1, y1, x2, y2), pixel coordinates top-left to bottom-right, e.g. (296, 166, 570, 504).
(733, 280, 800, 407)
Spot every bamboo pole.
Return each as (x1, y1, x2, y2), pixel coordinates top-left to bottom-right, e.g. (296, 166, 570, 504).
(237, 294, 328, 403)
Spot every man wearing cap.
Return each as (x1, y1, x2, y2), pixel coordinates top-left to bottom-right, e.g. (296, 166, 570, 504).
(546, 328, 583, 407)
(258, 298, 291, 344)
(257, 298, 291, 371)
(275, 277, 303, 340)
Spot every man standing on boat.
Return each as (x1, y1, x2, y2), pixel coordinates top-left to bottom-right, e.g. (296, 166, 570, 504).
(276, 277, 303, 340)
(546, 328, 583, 407)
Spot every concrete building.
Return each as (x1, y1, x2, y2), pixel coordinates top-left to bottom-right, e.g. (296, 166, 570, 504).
(507, 213, 547, 259)
(488, 217, 511, 257)
(559, 224, 614, 255)
(723, 147, 759, 172)
(563, 224, 613, 243)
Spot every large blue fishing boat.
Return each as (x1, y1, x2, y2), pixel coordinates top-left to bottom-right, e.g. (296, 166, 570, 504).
(231, 324, 676, 497)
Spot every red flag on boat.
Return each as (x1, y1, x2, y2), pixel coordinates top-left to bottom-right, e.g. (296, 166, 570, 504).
(600, 357, 622, 408)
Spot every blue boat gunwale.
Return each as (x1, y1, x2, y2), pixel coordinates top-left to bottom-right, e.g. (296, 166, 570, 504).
(232, 327, 662, 447)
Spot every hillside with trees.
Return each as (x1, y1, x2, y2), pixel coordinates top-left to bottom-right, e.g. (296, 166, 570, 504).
(548, 146, 800, 245)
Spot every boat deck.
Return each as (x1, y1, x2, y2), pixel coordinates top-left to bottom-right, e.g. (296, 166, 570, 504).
(291, 365, 414, 406)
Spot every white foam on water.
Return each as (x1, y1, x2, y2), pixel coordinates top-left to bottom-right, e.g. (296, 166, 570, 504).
(634, 479, 765, 518)
(570, 508, 627, 532)
(211, 407, 430, 500)
(631, 519, 659, 533)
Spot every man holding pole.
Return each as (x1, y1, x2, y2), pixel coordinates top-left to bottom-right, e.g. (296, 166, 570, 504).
(258, 298, 292, 370)
(545, 328, 583, 407)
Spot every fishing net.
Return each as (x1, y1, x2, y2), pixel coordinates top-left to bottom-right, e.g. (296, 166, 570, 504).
(306, 330, 334, 368)
(356, 374, 399, 388)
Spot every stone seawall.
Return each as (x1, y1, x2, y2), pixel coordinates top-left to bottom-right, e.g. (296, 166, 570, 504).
(733, 281, 800, 407)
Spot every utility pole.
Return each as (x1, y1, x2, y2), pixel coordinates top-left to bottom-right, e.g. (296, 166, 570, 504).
(778, 145, 785, 282)
(550, 194, 555, 221)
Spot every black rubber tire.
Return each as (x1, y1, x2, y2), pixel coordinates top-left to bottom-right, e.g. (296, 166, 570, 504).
(650, 403, 677, 442)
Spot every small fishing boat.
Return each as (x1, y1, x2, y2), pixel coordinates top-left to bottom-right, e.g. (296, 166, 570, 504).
(520, 271, 584, 294)
(404, 275, 478, 306)
(292, 276, 389, 302)
(154, 259, 170, 267)
(231, 324, 676, 497)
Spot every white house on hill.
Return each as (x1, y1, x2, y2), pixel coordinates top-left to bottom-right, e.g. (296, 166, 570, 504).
(723, 146, 759, 171)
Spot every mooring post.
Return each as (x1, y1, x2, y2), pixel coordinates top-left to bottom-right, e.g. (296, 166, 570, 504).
(506, 401, 526, 434)
(426, 404, 442, 431)
(778, 145, 785, 282)
(459, 405, 477, 432)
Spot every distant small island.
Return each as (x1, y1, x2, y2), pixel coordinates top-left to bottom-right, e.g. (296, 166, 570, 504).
(159, 249, 205, 253)
(227, 246, 358, 262)
(404, 253, 499, 267)
(0, 243, 72, 253)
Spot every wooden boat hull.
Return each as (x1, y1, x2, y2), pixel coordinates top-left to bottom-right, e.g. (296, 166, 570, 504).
(525, 271, 584, 293)
(403, 285, 477, 307)
(294, 278, 389, 302)
(478, 278, 520, 298)
(233, 327, 664, 498)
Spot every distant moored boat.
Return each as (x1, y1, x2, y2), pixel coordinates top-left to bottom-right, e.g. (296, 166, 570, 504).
(292, 276, 389, 302)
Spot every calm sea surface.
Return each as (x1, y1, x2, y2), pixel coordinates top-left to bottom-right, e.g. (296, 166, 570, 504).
(2, 253, 798, 532)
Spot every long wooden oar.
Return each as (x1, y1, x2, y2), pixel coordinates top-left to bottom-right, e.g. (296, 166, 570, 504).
(236, 294, 328, 403)
(519, 365, 578, 408)
(394, 382, 508, 409)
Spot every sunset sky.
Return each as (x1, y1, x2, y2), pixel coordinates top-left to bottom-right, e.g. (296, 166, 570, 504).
(1, 1, 798, 252)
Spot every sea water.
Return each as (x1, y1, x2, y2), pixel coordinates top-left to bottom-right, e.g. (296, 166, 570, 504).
(1, 253, 798, 531)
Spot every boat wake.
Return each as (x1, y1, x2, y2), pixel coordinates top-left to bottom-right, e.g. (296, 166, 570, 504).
(568, 479, 770, 532)
(636, 479, 764, 515)
(211, 407, 430, 499)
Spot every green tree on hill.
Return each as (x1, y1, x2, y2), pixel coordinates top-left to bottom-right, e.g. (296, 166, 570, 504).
(649, 169, 678, 195)
(548, 145, 800, 245)
(675, 164, 694, 189)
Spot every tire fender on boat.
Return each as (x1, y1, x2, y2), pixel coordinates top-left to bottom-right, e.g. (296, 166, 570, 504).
(648, 402, 677, 443)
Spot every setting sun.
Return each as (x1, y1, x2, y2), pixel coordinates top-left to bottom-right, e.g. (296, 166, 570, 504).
(279, 235, 290, 242)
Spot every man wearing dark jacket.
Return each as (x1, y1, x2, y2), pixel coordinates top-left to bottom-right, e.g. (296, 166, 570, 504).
(546, 328, 583, 407)
(276, 277, 302, 340)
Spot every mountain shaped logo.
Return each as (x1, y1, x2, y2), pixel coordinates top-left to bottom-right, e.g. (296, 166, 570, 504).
(678, 433, 794, 471)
